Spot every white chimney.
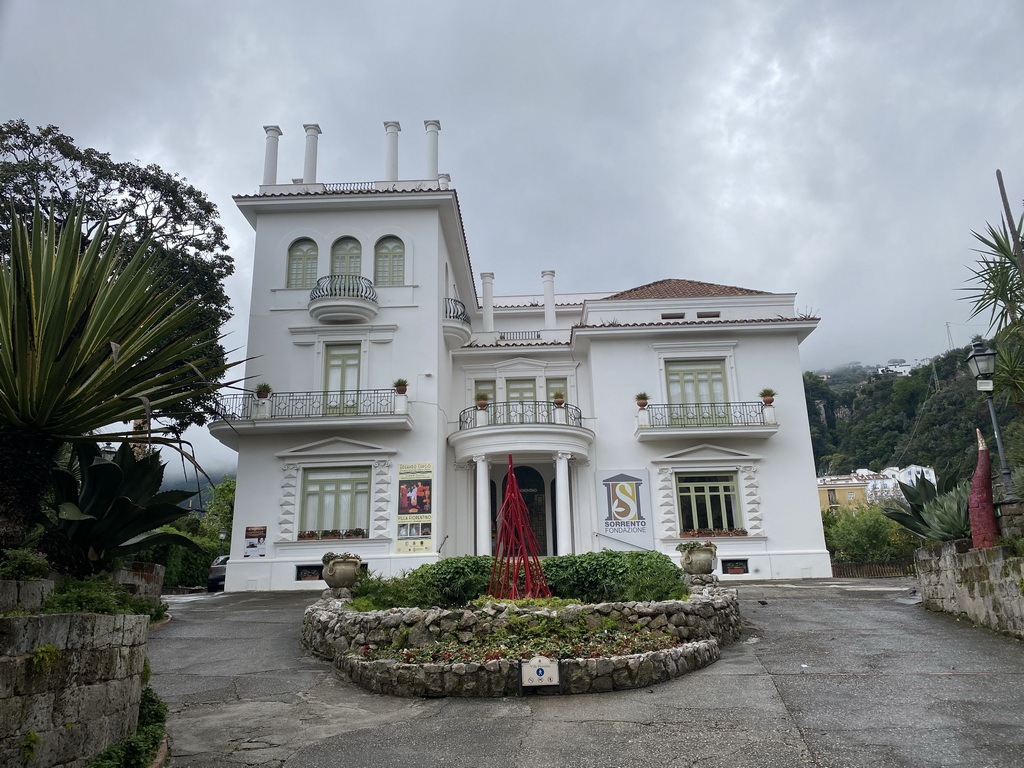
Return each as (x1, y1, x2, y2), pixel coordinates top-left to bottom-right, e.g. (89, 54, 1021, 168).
(481, 272, 495, 333)
(542, 270, 556, 329)
(384, 121, 401, 181)
(424, 120, 441, 179)
(302, 124, 321, 183)
(262, 125, 282, 186)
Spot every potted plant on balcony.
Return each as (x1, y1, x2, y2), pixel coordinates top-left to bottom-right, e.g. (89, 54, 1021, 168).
(635, 392, 649, 409)
(758, 388, 776, 405)
(297, 530, 319, 541)
(322, 552, 362, 589)
(255, 382, 272, 399)
(475, 392, 490, 409)
(320, 529, 342, 540)
(393, 378, 409, 395)
(297, 566, 322, 581)
(675, 539, 717, 574)
(344, 527, 366, 539)
(552, 391, 565, 407)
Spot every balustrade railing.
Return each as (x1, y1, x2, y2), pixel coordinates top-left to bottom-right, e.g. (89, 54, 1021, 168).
(215, 389, 397, 420)
(309, 274, 378, 303)
(499, 330, 541, 341)
(444, 297, 470, 323)
(323, 181, 376, 192)
(643, 401, 767, 428)
(458, 400, 583, 430)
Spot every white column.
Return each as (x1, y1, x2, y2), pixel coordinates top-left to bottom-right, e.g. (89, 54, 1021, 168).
(424, 120, 441, 179)
(384, 121, 401, 181)
(542, 270, 556, 329)
(474, 455, 491, 555)
(481, 272, 495, 332)
(302, 124, 321, 183)
(555, 451, 572, 555)
(262, 125, 282, 186)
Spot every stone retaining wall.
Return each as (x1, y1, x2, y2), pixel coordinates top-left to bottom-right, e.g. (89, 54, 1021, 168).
(0, 612, 149, 767)
(0, 579, 54, 614)
(302, 590, 740, 697)
(915, 540, 1024, 638)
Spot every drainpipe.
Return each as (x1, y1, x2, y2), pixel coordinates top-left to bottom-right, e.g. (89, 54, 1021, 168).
(302, 124, 321, 183)
(262, 125, 282, 186)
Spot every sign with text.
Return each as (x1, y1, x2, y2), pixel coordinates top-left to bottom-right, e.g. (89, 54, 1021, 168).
(597, 470, 654, 550)
(397, 463, 433, 553)
(520, 656, 560, 687)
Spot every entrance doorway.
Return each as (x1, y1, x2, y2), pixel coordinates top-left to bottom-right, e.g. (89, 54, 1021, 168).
(490, 465, 556, 556)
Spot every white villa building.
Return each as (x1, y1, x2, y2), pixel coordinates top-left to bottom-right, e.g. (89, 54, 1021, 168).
(209, 121, 831, 591)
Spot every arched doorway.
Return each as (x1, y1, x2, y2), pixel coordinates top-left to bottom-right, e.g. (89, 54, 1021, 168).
(491, 465, 551, 556)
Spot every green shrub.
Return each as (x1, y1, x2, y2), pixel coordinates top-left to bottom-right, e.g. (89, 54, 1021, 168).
(0, 549, 50, 580)
(88, 686, 166, 768)
(350, 571, 429, 611)
(133, 531, 218, 588)
(43, 577, 167, 621)
(404, 555, 494, 606)
(541, 550, 685, 603)
(823, 505, 920, 562)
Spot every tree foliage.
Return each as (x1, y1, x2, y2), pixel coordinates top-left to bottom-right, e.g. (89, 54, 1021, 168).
(0, 203, 239, 550)
(0, 119, 234, 430)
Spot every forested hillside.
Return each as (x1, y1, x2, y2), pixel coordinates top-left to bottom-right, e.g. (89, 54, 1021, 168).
(804, 342, 1024, 479)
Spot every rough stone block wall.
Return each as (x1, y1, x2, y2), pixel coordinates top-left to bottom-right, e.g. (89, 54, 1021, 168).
(998, 502, 1024, 539)
(916, 541, 1024, 638)
(0, 580, 54, 614)
(112, 561, 166, 603)
(0, 613, 149, 767)
(302, 591, 740, 697)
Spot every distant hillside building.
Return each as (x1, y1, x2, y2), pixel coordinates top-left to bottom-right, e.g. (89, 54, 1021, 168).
(818, 465, 937, 509)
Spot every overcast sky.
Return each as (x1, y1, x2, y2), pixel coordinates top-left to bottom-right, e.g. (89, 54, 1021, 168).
(2, 0, 1022, 479)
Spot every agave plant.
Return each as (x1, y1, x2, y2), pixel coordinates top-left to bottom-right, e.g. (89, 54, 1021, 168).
(44, 442, 202, 576)
(882, 474, 971, 541)
(0, 203, 239, 550)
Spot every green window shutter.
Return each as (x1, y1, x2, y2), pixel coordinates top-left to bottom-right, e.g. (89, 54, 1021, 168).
(374, 237, 405, 286)
(288, 239, 318, 289)
(331, 237, 361, 275)
(676, 473, 739, 532)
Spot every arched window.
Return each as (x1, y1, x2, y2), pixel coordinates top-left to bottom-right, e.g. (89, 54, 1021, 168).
(287, 239, 318, 289)
(374, 236, 405, 286)
(331, 237, 361, 275)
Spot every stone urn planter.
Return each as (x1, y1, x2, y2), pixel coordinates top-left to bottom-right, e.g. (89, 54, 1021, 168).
(322, 555, 362, 589)
(676, 541, 717, 575)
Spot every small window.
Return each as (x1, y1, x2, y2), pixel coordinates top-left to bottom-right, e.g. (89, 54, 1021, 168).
(661, 312, 686, 320)
(676, 473, 740, 533)
(331, 237, 362, 275)
(696, 311, 720, 319)
(374, 236, 405, 286)
(287, 239, 319, 289)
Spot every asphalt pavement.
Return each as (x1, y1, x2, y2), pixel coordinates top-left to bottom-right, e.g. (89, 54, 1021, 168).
(148, 578, 1024, 768)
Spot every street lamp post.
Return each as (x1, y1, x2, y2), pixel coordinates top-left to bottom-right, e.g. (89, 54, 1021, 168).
(966, 342, 1015, 501)
(218, 528, 227, 556)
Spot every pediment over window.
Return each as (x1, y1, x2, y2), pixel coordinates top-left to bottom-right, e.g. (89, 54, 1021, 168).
(276, 436, 396, 459)
(650, 443, 761, 465)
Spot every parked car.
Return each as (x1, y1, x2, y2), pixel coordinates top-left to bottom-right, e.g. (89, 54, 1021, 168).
(207, 555, 229, 592)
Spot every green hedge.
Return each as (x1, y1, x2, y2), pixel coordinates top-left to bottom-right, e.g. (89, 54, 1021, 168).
(133, 531, 219, 587)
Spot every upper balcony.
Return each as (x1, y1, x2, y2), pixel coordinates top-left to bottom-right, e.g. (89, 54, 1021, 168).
(308, 274, 379, 323)
(443, 297, 472, 348)
(208, 389, 412, 449)
(634, 401, 779, 441)
(448, 400, 593, 462)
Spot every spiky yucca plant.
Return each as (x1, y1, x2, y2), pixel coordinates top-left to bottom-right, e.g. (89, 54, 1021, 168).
(0, 203, 239, 551)
(882, 475, 971, 541)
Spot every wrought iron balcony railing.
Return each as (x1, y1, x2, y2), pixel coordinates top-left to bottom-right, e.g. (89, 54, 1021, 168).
(444, 297, 470, 323)
(458, 400, 583, 430)
(215, 389, 397, 420)
(309, 274, 378, 303)
(643, 401, 768, 428)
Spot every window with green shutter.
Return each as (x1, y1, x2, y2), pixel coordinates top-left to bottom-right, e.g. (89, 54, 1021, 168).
(287, 239, 318, 289)
(373, 236, 405, 286)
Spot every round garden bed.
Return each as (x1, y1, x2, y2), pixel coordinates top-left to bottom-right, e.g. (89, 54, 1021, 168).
(302, 587, 740, 697)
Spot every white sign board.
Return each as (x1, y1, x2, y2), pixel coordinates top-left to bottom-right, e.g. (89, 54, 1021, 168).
(520, 656, 560, 687)
(596, 470, 655, 549)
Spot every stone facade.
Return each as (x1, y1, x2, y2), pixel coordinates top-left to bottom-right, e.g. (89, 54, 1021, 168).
(915, 540, 1024, 638)
(112, 562, 165, 605)
(0, 612, 149, 767)
(0, 580, 53, 614)
(997, 502, 1024, 539)
(302, 589, 740, 697)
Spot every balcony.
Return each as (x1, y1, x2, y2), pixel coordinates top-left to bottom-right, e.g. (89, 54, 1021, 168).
(208, 389, 412, 448)
(308, 274, 379, 323)
(448, 400, 593, 462)
(635, 401, 778, 441)
(443, 297, 472, 348)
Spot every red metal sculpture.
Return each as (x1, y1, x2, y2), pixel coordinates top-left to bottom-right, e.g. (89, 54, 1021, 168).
(487, 455, 552, 599)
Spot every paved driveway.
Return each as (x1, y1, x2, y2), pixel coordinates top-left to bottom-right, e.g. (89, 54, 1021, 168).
(149, 579, 1024, 767)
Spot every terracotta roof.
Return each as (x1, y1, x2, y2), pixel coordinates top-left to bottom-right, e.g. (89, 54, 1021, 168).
(602, 279, 769, 300)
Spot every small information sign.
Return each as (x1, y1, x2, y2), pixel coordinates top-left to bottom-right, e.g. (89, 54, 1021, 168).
(520, 656, 560, 687)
